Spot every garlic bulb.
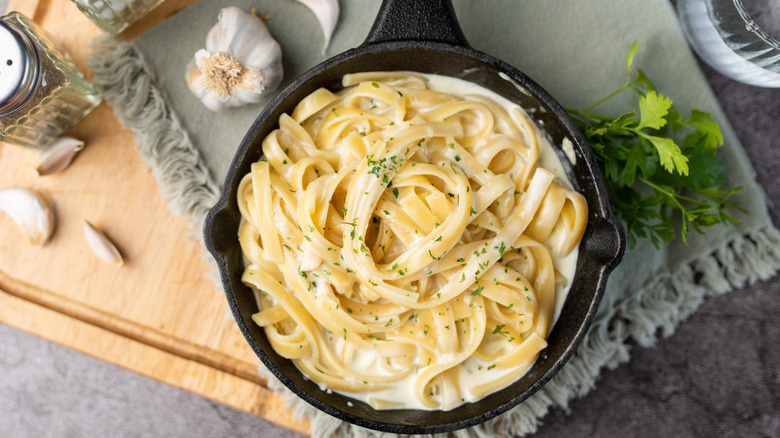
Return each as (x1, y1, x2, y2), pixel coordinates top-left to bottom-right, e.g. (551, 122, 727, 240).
(296, 0, 339, 51)
(186, 7, 283, 111)
(0, 188, 55, 246)
(34, 136, 85, 176)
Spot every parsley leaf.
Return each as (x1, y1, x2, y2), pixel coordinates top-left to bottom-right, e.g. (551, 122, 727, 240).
(637, 91, 672, 130)
(625, 40, 641, 72)
(643, 133, 689, 175)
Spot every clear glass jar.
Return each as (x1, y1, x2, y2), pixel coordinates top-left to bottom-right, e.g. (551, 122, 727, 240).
(70, 0, 166, 36)
(677, 0, 780, 87)
(0, 12, 102, 150)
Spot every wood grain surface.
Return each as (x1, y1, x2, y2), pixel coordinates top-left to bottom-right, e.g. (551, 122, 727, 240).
(0, 0, 309, 434)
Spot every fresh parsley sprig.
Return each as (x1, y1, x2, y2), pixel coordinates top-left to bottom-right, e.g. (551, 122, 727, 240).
(566, 42, 743, 249)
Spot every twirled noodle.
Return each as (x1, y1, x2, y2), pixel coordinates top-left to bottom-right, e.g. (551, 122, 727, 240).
(238, 72, 587, 410)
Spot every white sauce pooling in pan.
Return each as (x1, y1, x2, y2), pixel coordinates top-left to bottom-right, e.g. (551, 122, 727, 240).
(238, 72, 587, 411)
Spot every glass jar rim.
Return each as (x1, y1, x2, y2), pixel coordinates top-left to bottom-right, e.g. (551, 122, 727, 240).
(734, 0, 780, 50)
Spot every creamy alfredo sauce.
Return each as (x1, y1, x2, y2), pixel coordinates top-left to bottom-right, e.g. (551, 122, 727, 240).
(303, 73, 581, 410)
(423, 73, 579, 328)
(244, 72, 585, 411)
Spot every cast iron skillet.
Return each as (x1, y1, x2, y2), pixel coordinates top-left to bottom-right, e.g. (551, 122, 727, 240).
(204, 0, 626, 434)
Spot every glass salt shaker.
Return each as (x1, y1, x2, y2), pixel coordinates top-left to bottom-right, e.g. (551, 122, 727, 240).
(70, 0, 166, 36)
(0, 12, 102, 150)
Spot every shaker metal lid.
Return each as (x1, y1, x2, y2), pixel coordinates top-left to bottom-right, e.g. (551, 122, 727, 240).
(0, 20, 40, 115)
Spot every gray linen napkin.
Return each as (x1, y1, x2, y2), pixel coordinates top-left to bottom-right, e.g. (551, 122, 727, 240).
(88, 0, 780, 436)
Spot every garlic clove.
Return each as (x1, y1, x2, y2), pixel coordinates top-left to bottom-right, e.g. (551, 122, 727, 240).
(296, 0, 340, 51)
(187, 7, 283, 111)
(0, 188, 55, 246)
(83, 220, 124, 267)
(34, 136, 85, 176)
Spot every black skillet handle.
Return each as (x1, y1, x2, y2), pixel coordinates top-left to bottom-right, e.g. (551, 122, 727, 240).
(364, 0, 470, 47)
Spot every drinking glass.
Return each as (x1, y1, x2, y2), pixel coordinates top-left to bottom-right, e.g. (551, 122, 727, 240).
(677, 0, 780, 87)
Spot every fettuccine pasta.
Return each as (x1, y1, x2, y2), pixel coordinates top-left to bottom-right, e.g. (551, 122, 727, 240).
(237, 72, 587, 410)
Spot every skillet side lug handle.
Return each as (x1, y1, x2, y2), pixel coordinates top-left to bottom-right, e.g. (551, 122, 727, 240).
(364, 0, 470, 47)
(585, 213, 627, 275)
(605, 213, 627, 273)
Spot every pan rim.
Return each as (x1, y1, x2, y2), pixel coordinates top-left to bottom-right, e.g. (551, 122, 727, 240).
(203, 40, 625, 434)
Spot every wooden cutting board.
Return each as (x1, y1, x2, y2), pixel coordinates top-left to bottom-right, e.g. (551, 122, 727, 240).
(0, 0, 309, 434)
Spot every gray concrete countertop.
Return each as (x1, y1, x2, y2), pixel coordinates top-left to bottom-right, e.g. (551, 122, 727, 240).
(2, 4, 779, 438)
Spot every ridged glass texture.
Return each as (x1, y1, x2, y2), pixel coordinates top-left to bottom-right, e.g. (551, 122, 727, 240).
(71, 0, 166, 35)
(0, 12, 101, 150)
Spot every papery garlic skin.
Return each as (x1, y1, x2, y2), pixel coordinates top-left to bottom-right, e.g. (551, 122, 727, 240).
(34, 136, 85, 176)
(186, 7, 283, 111)
(84, 220, 124, 267)
(190, 50, 264, 105)
(297, 0, 339, 51)
(0, 188, 55, 246)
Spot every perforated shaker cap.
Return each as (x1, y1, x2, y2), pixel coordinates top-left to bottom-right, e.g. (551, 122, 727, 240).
(0, 19, 40, 116)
